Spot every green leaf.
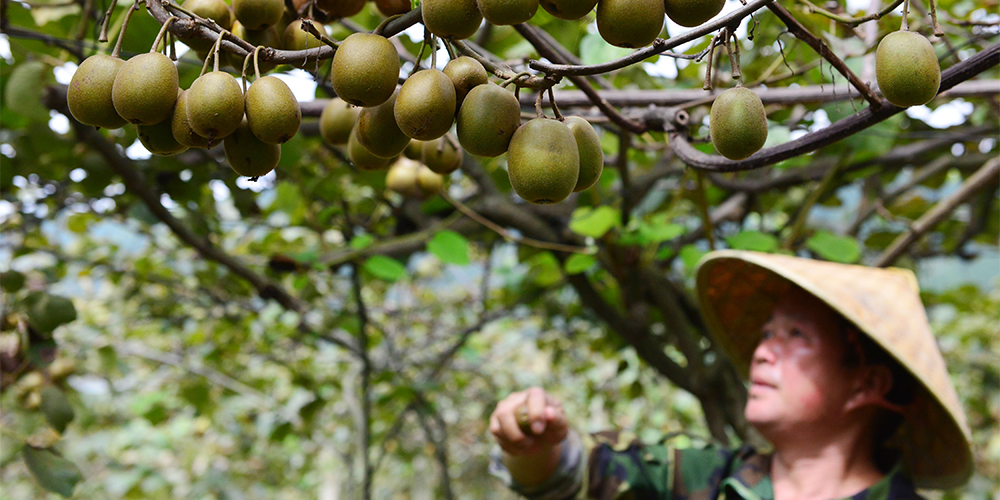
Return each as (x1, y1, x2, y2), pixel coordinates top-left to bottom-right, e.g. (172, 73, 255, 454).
(23, 292, 77, 335)
(639, 222, 685, 244)
(569, 206, 620, 238)
(564, 253, 597, 274)
(350, 234, 374, 250)
(362, 255, 407, 282)
(66, 213, 90, 234)
(680, 245, 708, 270)
(427, 230, 470, 265)
(39, 386, 74, 433)
(22, 446, 82, 497)
(726, 231, 778, 252)
(806, 231, 861, 263)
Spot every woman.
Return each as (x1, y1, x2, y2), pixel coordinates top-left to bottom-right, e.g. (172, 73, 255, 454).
(489, 250, 972, 499)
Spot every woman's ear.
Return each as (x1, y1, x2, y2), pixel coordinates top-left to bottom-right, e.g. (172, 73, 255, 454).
(845, 365, 894, 412)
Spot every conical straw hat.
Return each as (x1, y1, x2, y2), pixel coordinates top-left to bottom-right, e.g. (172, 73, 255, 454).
(695, 250, 972, 490)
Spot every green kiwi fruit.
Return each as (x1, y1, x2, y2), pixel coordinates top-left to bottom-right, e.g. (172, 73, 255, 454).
(875, 31, 941, 108)
(596, 0, 663, 48)
(232, 0, 283, 30)
(67, 54, 128, 129)
(112, 52, 179, 125)
(356, 90, 411, 159)
(375, 0, 412, 16)
(416, 165, 444, 197)
(395, 69, 456, 141)
(319, 98, 359, 145)
(422, 0, 484, 40)
(348, 128, 394, 170)
(138, 119, 189, 155)
(316, 0, 365, 18)
(224, 118, 281, 178)
(456, 83, 521, 157)
(663, 0, 724, 27)
(187, 71, 245, 141)
(539, 0, 597, 19)
(331, 33, 401, 107)
(443, 56, 488, 107)
(421, 135, 463, 174)
(245, 75, 301, 144)
(563, 116, 603, 192)
(180, 0, 233, 52)
(478, 0, 539, 25)
(171, 90, 212, 148)
(507, 118, 580, 204)
(386, 158, 422, 197)
(230, 22, 280, 73)
(709, 86, 768, 161)
(283, 19, 324, 51)
(404, 139, 427, 160)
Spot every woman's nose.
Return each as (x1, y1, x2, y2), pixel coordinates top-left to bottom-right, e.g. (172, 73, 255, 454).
(752, 336, 781, 365)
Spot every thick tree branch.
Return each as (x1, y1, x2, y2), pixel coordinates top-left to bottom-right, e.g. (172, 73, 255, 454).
(667, 42, 1000, 172)
(874, 157, 1000, 267)
(767, 2, 881, 108)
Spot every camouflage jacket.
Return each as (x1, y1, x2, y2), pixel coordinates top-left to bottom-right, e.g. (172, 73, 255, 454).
(490, 430, 924, 500)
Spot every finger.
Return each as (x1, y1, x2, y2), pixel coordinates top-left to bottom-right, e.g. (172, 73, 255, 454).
(526, 387, 548, 435)
(497, 405, 535, 453)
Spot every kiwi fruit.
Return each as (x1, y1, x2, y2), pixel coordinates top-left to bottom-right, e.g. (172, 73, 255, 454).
(404, 139, 427, 159)
(375, 0, 412, 16)
(875, 31, 941, 108)
(386, 158, 422, 197)
(478, 0, 539, 25)
(112, 52, 179, 125)
(283, 19, 324, 51)
(709, 86, 768, 161)
(663, 0, 724, 27)
(171, 90, 212, 148)
(395, 69, 457, 141)
(319, 98, 359, 145)
(563, 116, 603, 192)
(138, 119, 189, 156)
(422, 0, 484, 40)
(230, 22, 280, 72)
(443, 56, 488, 107)
(456, 83, 521, 157)
(245, 75, 301, 144)
(181, 0, 233, 52)
(507, 118, 580, 204)
(67, 54, 128, 129)
(596, 0, 664, 48)
(187, 71, 245, 141)
(224, 118, 281, 178)
(348, 128, 394, 170)
(422, 135, 463, 174)
(416, 165, 444, 197)
(232, 0, 283, 30)
(356, 90, 411, 159)
(316, 0, 365, 18)
(539, 0, 597, 19)
(331, 33, 401, 107)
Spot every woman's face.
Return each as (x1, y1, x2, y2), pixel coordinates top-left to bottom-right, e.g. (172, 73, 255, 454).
(744, 291, 859, 437)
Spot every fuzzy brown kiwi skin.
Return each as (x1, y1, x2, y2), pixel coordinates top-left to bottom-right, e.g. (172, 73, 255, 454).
(394, 69, 457, 141)
(443, 56, 489, 108)
(507, 118, 580, 205)
(245, 75, 302, 144)
(187, 71, 245, 141)
(478, 0, 539, 26)
(563, 116, 603, 192)
(224, 118, 281, 178)
(112, 52, 179, 126)
(319, 98, 359, 146)
(709, 87, 768, 161)
(171, 90, 212, 149)
(138, 120, 189, 156)
(68, 54, 128, 130)
(875, 31, 941, 108)
(421, 136, 463, 175)
(663, 0, 725, 28)
(331, 33, 401, 108)
(596, 0, 664, 49)
(456, 83, 521, 157)
(356, 91, 412, 159)
(232, 0, 283, 30)
(348, 128, 394, 171)
(422, 0, 484, 40)
(539, 0, 597, 20)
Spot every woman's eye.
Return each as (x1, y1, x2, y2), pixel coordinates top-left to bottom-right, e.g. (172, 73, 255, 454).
(790, 328, 804, 338)
(760, 329, 773, 339)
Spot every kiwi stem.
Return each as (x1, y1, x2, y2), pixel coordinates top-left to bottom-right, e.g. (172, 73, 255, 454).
(444, 39, 457, 60)
(927, 0, 944, 35)
(300, 20, 339, 49)
(169, 32, 177, 60)
(703, 30, 722, 91)
(412, 30, 431, 76)
(431, 35, 438, 70)
(499, 71, 532, 88)
(253, 46, 262, 80)
(150, 16, 177, 54)
(547, 87, 563, 120)
(730, 32, 742, 83)
(98, 0, 119, 42)
(901, 0, 910, 30)
(373, 14, 402, 36)
(111, 0, 141, 58)
(534, 89, 546, 118)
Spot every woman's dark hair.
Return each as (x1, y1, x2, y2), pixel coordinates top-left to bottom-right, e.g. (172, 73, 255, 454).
(837, 315, 917, 472)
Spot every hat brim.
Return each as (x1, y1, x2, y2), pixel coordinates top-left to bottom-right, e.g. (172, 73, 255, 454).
(695, 250, 973, 490)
